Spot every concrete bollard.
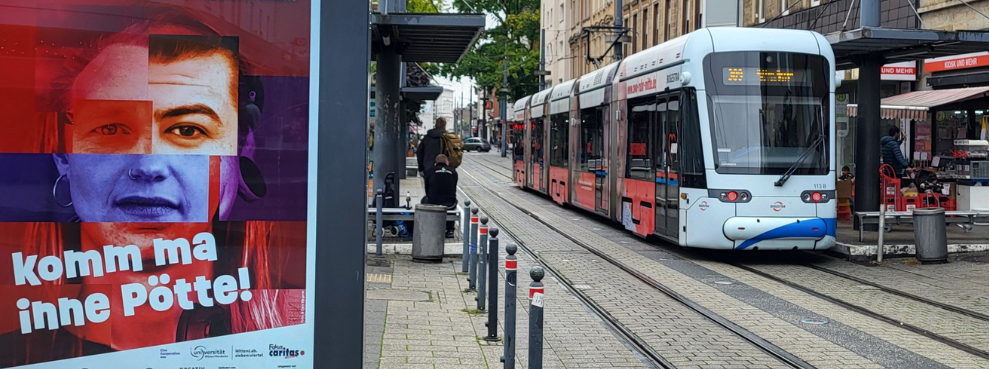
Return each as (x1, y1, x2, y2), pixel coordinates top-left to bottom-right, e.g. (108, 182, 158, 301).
(500, 243, 518, 368)
(468, 207, 479, 291)
(375, 189, 384, 256)
(462, 200, 471, 272)
(477, 217, 489, 311)
(529, 266, 545, 369)
(485, 228, 501, 342)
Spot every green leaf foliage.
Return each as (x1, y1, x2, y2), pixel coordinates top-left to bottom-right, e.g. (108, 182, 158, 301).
(437, 0, 542, 101)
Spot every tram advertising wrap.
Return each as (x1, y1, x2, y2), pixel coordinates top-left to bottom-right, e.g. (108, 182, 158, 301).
(0, 1, 315, 368)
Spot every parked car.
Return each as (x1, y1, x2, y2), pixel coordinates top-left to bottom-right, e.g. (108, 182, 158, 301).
(463, 137, 491, 152)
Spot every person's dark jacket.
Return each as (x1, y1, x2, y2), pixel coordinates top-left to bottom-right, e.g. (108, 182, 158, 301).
(416, 128, 445, 174)
(423, 163, 458, 207)
(881, 135, 910, 175)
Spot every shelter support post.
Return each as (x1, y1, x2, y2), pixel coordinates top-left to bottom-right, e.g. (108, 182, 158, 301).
(374, 43, 401, 196)
(853, 54, 884, 231)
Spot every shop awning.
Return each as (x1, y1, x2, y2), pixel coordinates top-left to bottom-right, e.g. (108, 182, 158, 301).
(846, 87, 989, 120)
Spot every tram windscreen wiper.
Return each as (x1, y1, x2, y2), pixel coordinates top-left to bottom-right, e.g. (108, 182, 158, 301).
(774, 134, 825, 187)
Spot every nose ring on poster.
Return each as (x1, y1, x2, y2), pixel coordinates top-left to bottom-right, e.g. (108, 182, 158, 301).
(128, 169, 139, 180)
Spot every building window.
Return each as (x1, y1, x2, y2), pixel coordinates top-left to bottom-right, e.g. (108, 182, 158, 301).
(665, 0, 673, 38)
(757, 0, 766, 22)
(780, 0, 789, 16)
(560, 3, 565, 22)
(653, 4, 659, 43)
(811, 0, 821, 6)
(572, 0, 577, 25)
(632, 13, 638, 53)
(681, 1, 688, 35)
(643, 8, 649, 49)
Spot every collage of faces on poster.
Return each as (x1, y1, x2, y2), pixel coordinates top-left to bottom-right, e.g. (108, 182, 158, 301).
(0, 1, 311, 367)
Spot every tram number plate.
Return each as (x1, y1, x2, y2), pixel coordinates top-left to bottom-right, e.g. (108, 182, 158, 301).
(813, 183, 827, 189)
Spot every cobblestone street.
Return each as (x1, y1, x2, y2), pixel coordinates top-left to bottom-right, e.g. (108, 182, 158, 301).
(365, 152, 989, 368)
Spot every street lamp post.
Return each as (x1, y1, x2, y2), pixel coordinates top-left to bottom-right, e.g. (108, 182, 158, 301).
(500, 55, 509, 158)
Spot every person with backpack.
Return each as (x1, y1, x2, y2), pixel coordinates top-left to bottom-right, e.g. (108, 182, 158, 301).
(417, 117, 463, 175)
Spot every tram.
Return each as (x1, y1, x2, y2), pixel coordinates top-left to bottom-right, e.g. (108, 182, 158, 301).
(511, 27, 838, 250)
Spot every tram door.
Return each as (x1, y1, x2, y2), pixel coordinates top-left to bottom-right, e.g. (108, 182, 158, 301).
(654, 92, 680, 240)
(577, 106, 608, 214)
(529, 118, 546, 192)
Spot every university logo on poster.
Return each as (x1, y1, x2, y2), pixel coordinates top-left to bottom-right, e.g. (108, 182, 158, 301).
(0, 1, 313, 368)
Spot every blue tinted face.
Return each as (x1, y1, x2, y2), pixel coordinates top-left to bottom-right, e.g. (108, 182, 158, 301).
(56, 154, 210, 222)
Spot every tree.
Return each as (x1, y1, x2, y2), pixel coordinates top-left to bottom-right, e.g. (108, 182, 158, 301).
(407, 0, 443, 12)
(433, 0, 540, 101)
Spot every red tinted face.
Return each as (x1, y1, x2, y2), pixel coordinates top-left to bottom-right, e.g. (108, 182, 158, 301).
(69, 44, 238, 156)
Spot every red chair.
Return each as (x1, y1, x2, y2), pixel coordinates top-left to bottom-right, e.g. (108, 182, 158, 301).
(879, 164, 903, 212)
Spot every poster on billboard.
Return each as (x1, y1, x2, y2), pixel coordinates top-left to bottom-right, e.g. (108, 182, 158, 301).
(0, 1, 316, 368)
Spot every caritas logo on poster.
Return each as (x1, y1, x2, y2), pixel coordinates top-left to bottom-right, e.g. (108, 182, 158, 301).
(270, 344, 305, 358)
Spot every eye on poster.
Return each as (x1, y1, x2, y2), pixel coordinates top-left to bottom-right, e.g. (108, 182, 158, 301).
(0, 1, 316, 368)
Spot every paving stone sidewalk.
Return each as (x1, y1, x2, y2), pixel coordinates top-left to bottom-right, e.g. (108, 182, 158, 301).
(363, 252, 647, 369)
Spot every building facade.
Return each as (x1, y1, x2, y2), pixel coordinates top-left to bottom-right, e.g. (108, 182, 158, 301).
(420, 88, 455, 133)
(543, 0, 573, 87)
(569, 0, 620, 79)
(622, 0, 701, 57)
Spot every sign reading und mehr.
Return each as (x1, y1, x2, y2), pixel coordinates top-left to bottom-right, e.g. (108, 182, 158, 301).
(839, 61, 917, 81)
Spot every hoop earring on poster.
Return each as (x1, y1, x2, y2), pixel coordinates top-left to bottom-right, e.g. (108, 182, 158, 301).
(52, 174, 73, 208)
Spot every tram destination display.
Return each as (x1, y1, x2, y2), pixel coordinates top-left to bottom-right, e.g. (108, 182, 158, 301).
(722, 67, 808, 85)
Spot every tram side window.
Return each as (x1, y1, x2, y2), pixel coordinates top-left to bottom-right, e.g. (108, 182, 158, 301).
(531, 118, 545, 164)
(549, 113, 570, 167)
(653, 93, 679, 173)
(512, 124, 524, 161)
(627, 96, 654, 180)
(679, 89, 707, 188)
(579, 107, 605, 171)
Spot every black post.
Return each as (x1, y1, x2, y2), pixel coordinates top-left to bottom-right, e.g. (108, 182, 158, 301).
(501, 55, 510, 158)
(462, 199, 471, 272)
(477, 217, 489, 311)
(614, 0, 623, 61)
(375, 189, 384, 256)
(485, 228, 501, 341)
(528, 266, 545, 369)
(501, 243, 518, 368)
(854, 55, 885, 231)
(468, 207, 479, 291)
(539, 28, 546, 92)
(314, 0, 370, 366)
(852, 0, 884, 231)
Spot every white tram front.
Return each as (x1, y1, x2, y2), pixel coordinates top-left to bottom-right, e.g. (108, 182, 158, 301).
(514, 27, 837, 250)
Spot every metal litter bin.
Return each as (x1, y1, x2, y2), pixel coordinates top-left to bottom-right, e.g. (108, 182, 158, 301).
(412, 204, 447, 262)
(914, 207, 948, 264)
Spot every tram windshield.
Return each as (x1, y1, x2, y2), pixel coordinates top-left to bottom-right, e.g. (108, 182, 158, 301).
(703, 51, 830, 175)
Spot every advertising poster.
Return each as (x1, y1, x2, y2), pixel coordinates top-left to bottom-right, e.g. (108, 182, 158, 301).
(0, 1, 316, 368)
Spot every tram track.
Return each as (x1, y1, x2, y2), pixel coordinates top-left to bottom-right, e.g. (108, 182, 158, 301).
(457, 160, 816, 369)
(466, 154, 989, 363)
(722, 261, 989, 361)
